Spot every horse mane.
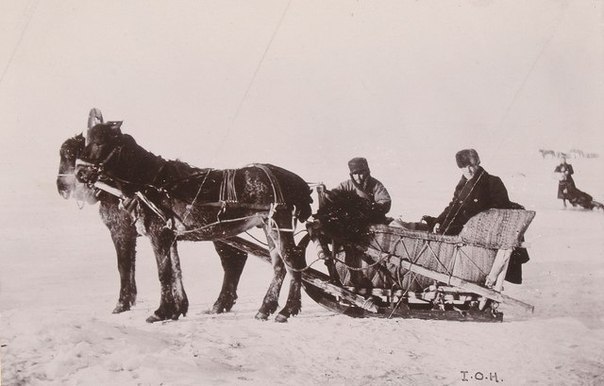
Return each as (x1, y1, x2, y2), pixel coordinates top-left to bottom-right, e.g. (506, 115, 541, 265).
(90, 128, 313, 221)
(61, 133, 85, 158)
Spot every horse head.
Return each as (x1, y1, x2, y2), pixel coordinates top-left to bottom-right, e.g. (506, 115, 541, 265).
(81, 122, 124, 163)
(57, 133, 98, 204)
(79, 122, 163, 194)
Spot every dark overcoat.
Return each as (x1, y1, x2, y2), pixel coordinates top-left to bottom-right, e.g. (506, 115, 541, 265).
(554, 162, 575, 199)
(435, 167, 529, 284)
(436, 167, 514, 235)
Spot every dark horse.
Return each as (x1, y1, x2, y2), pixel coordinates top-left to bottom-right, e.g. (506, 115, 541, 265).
(73, 123, 313, 323)
(57, 133, 253, 318)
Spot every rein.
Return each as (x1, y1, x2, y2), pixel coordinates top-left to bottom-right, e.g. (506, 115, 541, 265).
(440, 169, 486, 235)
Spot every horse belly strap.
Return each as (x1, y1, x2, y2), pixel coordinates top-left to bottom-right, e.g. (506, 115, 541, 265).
(219, 169, 238, 203)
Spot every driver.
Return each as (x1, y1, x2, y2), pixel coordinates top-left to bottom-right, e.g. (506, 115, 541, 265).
(331, 157, 392, 224)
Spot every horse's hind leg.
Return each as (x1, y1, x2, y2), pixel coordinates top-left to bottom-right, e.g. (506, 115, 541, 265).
(146, 228, 189, 323)
(210, 240, 248, 314)
(255, 231, 286, 321)
(101, 202, 138, 314)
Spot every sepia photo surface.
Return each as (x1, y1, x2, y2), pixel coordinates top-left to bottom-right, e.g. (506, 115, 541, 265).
(1, 1, 603, 384)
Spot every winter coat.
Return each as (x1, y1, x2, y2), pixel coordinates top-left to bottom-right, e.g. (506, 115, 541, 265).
(434, 166, 529, 284)
(435, 167, 515, 235)
(333, 175, 392, 221)
(554, 162, 575, 199)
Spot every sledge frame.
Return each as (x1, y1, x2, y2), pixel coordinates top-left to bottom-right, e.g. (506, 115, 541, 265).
(223, 208, 535, 322)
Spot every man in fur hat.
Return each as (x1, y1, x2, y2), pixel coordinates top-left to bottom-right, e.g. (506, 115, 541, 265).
(331, 157, 392, 224)
(423, 148, 529, 283)
(315, 157, 391, 288)
(428, 149, 517, 235)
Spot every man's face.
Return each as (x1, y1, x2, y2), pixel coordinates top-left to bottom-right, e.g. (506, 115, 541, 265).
(351, 171, 369, 185)
(461, 165, 479, 180)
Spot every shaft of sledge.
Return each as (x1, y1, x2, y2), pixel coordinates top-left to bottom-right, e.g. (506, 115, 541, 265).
(220, 236, 378, 313)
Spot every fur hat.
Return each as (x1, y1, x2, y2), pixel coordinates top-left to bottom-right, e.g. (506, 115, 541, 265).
(455, 149, 481, 168)
(348, 157, 370, 174)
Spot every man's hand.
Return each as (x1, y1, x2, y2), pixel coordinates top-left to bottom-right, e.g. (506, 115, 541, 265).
(432, 223, 441, 233)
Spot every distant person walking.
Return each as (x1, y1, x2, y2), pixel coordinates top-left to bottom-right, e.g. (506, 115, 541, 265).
(553, 157, 604, 210)
(554, 157, 575, 208)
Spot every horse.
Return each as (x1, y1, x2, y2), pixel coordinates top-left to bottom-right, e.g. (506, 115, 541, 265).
(57, 134, 251, 318)
(75, 123, 313, 323)
(538, 149, 556, 158)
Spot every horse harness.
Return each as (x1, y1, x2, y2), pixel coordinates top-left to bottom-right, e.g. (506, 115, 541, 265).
(91, 163, 296, 236)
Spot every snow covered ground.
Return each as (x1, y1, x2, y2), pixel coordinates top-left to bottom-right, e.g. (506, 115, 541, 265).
(2, 1, 603, 385)
(1, 152, 603, 385)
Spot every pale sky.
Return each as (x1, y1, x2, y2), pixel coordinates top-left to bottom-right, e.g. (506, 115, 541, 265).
(1, 0, 602, 190)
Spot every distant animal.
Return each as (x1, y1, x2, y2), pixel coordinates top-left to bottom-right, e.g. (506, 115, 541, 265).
(57, 134, 250, 318)
(75, 123, 313, 323)
(569, 148, 585, 158)
(538, 149, 555, 158)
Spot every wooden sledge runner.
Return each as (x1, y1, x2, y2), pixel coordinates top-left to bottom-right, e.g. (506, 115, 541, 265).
(223, 208, 535, 322)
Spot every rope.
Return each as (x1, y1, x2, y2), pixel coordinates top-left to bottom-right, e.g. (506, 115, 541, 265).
(0, 0, 39, 89)
(182, 169, 213, 222)
(212, 0, 293, 162)
(441, 169, 486, 235)
(175, 214, 264, 236)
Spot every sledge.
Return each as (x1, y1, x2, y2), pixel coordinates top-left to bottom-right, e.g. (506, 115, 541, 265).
(224, 199, 536, 322)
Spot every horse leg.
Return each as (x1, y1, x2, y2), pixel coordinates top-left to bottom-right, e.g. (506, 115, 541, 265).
(100, 202, 138, 314)
(255, 230, 286, 321)
(210, 240, 248, 313)
(146, 228, 189, 323)
(274, 232, 304, 323)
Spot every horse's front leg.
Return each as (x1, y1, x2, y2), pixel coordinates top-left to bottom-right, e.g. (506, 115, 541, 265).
(146, 228, 189, 323)
(210, 240, 248, 314)
(100, 201, 137, 314)
(274, 233, 303, 323)
(255, 230, 286, 321)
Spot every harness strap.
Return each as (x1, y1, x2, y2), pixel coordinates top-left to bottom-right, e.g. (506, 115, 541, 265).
(249, 163, 286, 204)
(219, 169, 238, 202)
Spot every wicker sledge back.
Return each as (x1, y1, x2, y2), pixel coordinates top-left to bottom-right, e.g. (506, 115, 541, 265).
(335, 209, 536, 290)
(458, 209, 536, 249)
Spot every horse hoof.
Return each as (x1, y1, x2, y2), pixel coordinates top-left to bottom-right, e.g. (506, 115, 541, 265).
(274, 314, 289, 323)
(255, 312, 269, 321)
(146, 313, 164, 323)
(210, 304, 226, 314)
(112, 304, 130, 314)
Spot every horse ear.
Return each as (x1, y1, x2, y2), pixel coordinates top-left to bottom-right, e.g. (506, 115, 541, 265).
(107, 121, 123, 132)
(106, 121, 123, 140)
(87, 108, 104, 129)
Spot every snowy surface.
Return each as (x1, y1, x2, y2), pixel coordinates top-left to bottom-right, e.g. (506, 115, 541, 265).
(2, 152, 603, 385)
(2, 1, 604, 385)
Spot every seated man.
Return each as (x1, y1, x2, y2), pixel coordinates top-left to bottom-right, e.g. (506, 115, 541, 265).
(422, 148, 529, 283)
(429, 149, 516, 235)
(328, 157, 392, 224)
(315, 157, 392, 288)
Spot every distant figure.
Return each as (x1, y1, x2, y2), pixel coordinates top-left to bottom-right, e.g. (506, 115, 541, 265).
(87, 107, 104, 129)
(554, 158, 604, 210)
(554, 158, 575, 208)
